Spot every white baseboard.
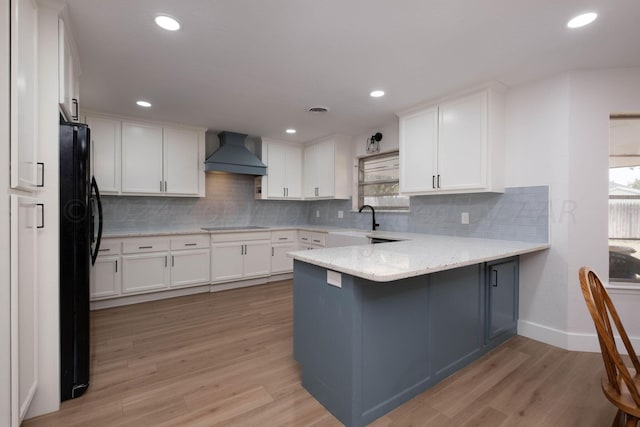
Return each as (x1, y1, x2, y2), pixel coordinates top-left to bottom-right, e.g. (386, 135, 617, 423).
(518, 319, 640, 354)
(91, 285, 210, 310)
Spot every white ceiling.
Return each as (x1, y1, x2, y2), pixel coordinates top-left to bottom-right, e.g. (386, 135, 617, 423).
(65, 0, 640, 142)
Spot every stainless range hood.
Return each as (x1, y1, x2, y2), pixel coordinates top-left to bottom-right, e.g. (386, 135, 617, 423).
(204, 131, 267, 176)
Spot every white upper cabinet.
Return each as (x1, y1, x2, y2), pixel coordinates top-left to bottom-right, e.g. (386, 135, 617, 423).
(102, 115, 205, 197)
(303, 136, 351, 199)
(58, 18, 80, 123)
(10, 0, 39, 191)
(398, 87, 504, 195)
(86, 115, 120, 194)
(261, 139, 303, 199)
(399, 107, 438, 193)
(438, 92, 487, 191)
(121, 122, 164, 194)
(164, 127, 201, 195)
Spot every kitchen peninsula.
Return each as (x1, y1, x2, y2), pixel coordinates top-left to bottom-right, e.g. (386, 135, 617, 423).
(290, 234, 549, 427)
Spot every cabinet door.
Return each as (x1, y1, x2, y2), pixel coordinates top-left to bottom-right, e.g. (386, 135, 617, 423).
(303, 144, 318, 198)
(58, 21, 78, 122)
(285, 144, 302, 198)
(10, 195, 38, 424)
(90, 256, 121, 299)
(10, 0, 38, 191)
(211, 242, 244, 282)
(271, 243, 296, 274)
(87, 116, 120, 194)
(487, 259, 518, 341)
(121, 122, 164, 194)
(266, 142, 287, 198)
(243, 240, 272, 278)
(316, 141, 335, 197)
(164, 127, 200, 195)
(438, 91, 487, 191)
(121, 253, 170, 294)
(170, 249, 210, 288)
(399, 107, 438, 193)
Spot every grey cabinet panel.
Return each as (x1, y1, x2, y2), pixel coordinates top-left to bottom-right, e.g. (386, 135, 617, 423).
(487, 258, 519, 343)
(430, 265, 483, 380)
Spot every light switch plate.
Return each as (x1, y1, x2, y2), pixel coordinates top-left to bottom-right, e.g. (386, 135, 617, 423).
(338, 210, 344, 218)
(316, 210, 320, 218)
(461, 212, 469, 225)
(327, 270, 342, 288)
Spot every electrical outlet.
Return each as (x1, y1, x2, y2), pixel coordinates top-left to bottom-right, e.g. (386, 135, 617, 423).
(316, 210, 320, 218)
(338, 210, 344, 219)
(461, 212, 470, 225)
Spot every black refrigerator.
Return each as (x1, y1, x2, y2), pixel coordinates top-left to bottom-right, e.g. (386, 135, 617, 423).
(59, 120, 103, 401)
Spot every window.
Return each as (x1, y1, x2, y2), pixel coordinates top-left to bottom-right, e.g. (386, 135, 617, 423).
(609, 115, 640, 284)
(358, 151, 409, 211)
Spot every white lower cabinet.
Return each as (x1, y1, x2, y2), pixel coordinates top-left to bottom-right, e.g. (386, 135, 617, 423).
(170, 249, 211, 288)
(90, 256, 121, 299)
(122, 252, 170, 294)
(271, 230, 297, 273)
(211, 232, 272, 283)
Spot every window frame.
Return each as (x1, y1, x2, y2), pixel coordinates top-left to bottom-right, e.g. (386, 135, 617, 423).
(356, 151, 409, 212)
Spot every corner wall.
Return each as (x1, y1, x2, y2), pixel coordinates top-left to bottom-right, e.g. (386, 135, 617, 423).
(504, 68, 640, 351)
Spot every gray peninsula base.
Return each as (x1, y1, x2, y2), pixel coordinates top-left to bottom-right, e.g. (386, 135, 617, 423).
(293, 257, 519, 427)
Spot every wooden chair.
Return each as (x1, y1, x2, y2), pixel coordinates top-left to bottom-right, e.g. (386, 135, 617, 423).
(579, 267, 640, 427)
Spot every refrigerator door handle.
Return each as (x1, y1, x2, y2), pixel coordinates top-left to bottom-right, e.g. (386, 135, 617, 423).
(90, 176, 103, 265)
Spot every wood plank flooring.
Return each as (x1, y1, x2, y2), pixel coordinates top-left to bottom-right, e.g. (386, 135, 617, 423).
(24, 280, 616, 426)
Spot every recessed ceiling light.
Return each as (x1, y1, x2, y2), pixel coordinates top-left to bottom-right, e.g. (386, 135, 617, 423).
(370, 90, 385, 98)
(567, 12, 597, 29)
(286, 129, 297, 134)
(155, 15, 181, 31)
(136, 100, 152, 108)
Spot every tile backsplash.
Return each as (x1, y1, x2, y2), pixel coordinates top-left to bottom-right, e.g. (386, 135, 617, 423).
(102, 173, 549, 243)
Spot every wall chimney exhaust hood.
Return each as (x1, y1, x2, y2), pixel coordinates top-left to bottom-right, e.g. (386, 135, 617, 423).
(204, 131, 267, 176)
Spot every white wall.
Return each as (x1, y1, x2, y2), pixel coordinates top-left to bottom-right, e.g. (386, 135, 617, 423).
(566, 68, 640, 349)
(1, 0, 12, 424)
(505, 68, 640, 351)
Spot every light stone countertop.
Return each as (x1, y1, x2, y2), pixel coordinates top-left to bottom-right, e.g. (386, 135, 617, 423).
(289, 234, 549, 282)
(101, 225, 350, 238)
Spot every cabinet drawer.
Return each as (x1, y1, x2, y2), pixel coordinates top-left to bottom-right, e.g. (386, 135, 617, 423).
(211, 231, 271, 243)
(122, 237, 170, 254)
(271, 230, 297, 243)
(300, 231, 326, 247)
(170, 235, 209, 250)
(97, 239, 121, 255)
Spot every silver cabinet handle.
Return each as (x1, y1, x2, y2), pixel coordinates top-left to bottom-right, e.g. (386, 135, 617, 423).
(492, 269, 498, 287)
(160, 181, 163, 192)
(172, 255, 174, 267)
(115, 260, 118, 273)
(37, 162, 44, 187)
(278, 237, 287, 240)
(283, 188, 286, 197)
(432, 175, 436, 189)
(99, 248, 110, 252)
(184, 243, 197, 247)
(165, 256, 167, 267)
(165, 181, 167, 192)
(72, 98, 79, 121)
(139, 246, 153, 249)
(313, 239, 321, 243)
(37, 203, 44, 228)
(272, 247, 274, 256)
(244, 244, 247, 255)
(437, 175, 441, 188)
(241, 245, 244, 255)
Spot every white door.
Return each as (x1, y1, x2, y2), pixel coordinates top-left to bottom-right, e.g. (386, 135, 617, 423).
(121, 253, 170, 294)
(243, 240, 271, 278)
(10, 0, 38, 191)
(266, 142, 287, 198)
(87, 116, 120, 194)
(316, 141, 335, 197)
(90, 256, 121, 300)
(211, 242, 244, 282)
(10, 195, 38, 426)
(121, 122, 164, 194)
(303, 144, 318, 198)
(271, 243, 295, 274)
(285, 144, 302, 198)
(438, 91, 487, 191)
(170, 249, 211, 288)
(164, 127, 200, 195)
(399, 106, 438, 193)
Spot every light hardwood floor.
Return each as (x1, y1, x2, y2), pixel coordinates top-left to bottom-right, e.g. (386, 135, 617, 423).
(24, 280, 616, 427)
